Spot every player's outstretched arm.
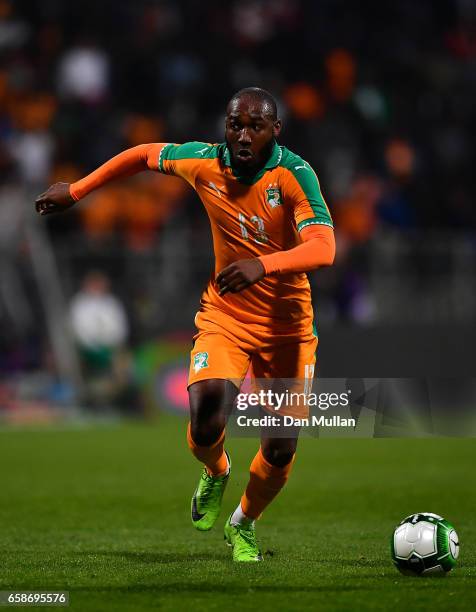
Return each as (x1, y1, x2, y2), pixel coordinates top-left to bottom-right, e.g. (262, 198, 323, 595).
(34, 143, 164, 215)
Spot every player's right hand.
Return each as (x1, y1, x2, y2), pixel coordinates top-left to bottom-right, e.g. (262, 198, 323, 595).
(35, 182, 76, 215)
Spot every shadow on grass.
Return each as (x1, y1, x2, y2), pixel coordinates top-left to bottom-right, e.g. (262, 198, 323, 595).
(68, 583, 372, 595)
(77, 551, 228, 563)
(79, 551, 386, 568)
(67, 551, 476, 573)
(310, 558, 382, 568)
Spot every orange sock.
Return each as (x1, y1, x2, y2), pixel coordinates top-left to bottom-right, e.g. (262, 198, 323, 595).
(186, 423, 228, 476)
(240, 447, 295, 519)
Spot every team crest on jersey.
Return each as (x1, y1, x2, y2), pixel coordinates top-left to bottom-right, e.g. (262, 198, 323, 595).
(265, 186, 282, 208)
(193, 352, 209, 373)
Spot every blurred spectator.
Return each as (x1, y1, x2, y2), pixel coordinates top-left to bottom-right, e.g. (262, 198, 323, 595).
(57, 44, 110, 104)
(334, 175, 381, 244)
(284, 82, 325, 121)
(7, 93, 56, 185)
(0, 0, 29, 51)
(325, 49, 356, 103)
(70, 271, 139, 411)
(70, 270, 128, 367)
(377, 138, 418, 228)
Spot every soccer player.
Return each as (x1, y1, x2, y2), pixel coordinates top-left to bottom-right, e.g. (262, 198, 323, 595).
(35, 88, 335, 562)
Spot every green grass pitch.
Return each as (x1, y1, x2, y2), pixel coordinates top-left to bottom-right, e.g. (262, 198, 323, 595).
(0, 416, 474, 611)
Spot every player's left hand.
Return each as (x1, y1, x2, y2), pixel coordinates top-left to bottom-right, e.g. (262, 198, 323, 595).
(216, 259, 265, 296)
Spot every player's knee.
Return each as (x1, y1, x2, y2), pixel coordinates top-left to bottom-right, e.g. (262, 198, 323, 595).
(189, 404, 224, 445)
(189, 420, 222, 446)
(188, 380, 232, 445)
(189, 379, 230, 412)
(261, 441, 296, 467)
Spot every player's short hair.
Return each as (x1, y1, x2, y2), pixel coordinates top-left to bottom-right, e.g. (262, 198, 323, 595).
(227, 87, 278, 120)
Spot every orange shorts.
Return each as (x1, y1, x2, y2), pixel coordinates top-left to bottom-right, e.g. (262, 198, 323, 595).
(188, 307, 318, 418)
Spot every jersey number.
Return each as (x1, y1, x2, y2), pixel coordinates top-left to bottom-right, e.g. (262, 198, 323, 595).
(238, 213, 268, 244)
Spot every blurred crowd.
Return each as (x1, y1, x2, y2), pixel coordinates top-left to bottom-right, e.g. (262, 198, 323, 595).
(1, 0, 475, 242)
(1, 0, 476, 393)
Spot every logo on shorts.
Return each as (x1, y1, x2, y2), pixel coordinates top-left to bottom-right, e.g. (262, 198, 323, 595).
(265, 185, 282, 208)
(193, 351, 209, 373)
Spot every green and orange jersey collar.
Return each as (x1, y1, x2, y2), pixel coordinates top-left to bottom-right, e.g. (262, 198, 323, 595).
(220, 141, 282, 184)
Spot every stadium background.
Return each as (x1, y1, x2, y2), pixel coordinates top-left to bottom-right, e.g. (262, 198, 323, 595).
(1, 0, 476, 417)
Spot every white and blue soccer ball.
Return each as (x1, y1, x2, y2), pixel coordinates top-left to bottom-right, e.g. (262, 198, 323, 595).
(391, 512, 459, 575)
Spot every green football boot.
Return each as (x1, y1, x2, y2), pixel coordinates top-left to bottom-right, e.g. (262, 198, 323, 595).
(224, 514, 263, 562)
(191, 452, 230, 531)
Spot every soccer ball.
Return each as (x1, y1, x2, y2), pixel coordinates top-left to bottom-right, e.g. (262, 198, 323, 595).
(391, 512, 459, 575)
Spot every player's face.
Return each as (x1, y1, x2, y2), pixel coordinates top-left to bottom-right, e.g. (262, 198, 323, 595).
(225, 97, 281, 174)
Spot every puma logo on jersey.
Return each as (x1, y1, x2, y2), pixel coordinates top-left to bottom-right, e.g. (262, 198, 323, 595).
(196, 147, 209, 156)
(294, 164, 310, 171)
(209, 182, 225, 198)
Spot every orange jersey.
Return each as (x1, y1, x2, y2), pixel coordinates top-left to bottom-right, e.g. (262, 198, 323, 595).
(156, 141, 333, 334)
